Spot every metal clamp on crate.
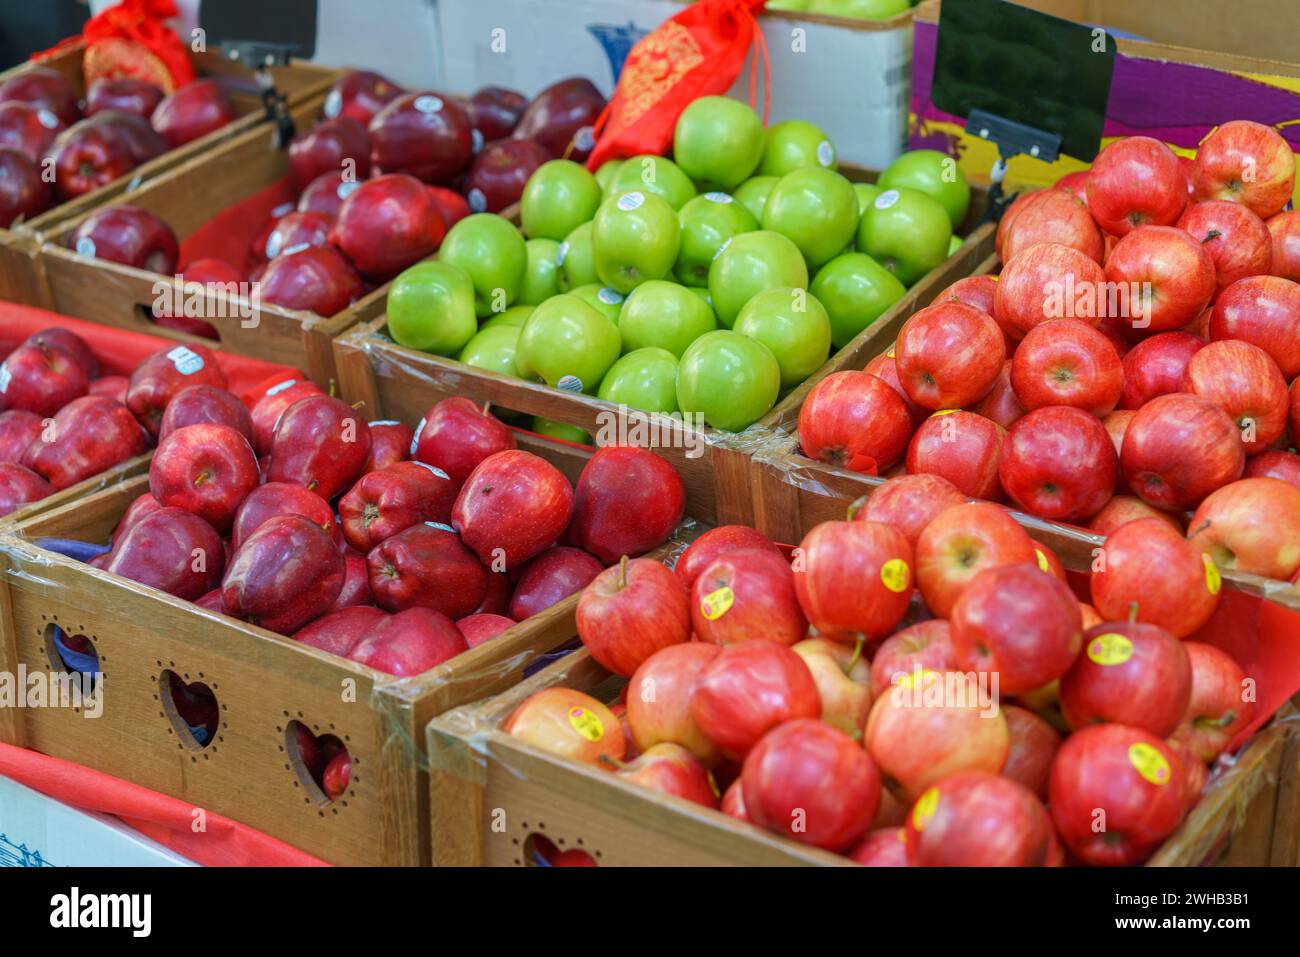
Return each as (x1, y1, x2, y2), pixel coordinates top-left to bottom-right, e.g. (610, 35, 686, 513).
(221, 41, 299, 147)
(966, 110, 1063, 227)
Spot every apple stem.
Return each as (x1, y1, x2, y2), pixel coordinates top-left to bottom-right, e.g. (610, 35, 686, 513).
(844, 634, 865, 676)
(598, 754, 626, 771)
(482, 401, 493, 416)
(1202, 230, 1221, 244)
(845, 495, 869, 522)
(618, 554, 629, 588)
(1128, 601, 1139, 624)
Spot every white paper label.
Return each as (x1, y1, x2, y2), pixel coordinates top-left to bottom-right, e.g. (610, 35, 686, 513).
(704, 191, 733, 204)
(597, 287, 623, 305)
(265, 230, 283, 259)
(468, 188, 487, 212)
(75, 236, 96, 258)
(874, 189, 900, 210)
(37, 108, 59, 129)
(266, 378, 298, 396)
(369, 419, 400, 426)
(557, 375, 584, 392)
(323, 89, 342, 118)
(165, 345, 205, 376)
(0, 365, 11, 394)
(410, 417, 426, 455)
(414, 95, 444, 115)
(617, 191, 644, 212)
(556, 241, 569, 266)
(412, 461, 451, 480)
(573, 126, 595, 151)
(272, 201, 295, 218)
(471, 128, 484, 154)
(424, 521, 455, 532)
(337, 180, 360, 201)
(817, 140, 835, 168)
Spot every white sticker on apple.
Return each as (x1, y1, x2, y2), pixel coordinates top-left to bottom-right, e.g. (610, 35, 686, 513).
(369, 419, 400, 426)
(272, 201, 295, 218)
(597, 287, 623, 305)
(166, 345, 205, 376)
(704, 192, 732, 204)
(411, 461, 451, 480)
(37, 109, 59, 129)
(617, 191, 645, 212)
(468, 188, 487, 212)
(0, 365, 10, 394)
(324, 89, 342, 118)
(337, 180, 360, 200)
(424, 521, 456, 532)
(265, 230, 283, 259)
(266, 378, 298, 396)
(282, 242, 311, 256)
(471, 128, 484, 154)
(574, 126, 595, 151)
(817, 140, 835, 167)
(874, 189, 900, 210)
(713, 236, 732, 261)
(556, 241, 569, 266)
(557, 375, 584, 393)
(410, 418, 425, 455)
(75, 236, 96, 258)
(414, 95, 444, 115)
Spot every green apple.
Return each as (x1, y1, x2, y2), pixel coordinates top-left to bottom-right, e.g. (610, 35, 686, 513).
(531, 416, 591, 445)
(857, 186, 953, 286)
(759, 120, 836, 176)
(618, 279, 717, 357)
(386, 260, 478, 356)
(591, 190, 681, 293)
(597, 347, 680, 414)
(733, 287, 832, 389)
(517, 293, 621, 394)
(558, 221, 599, 291)
(676, 330, 781, 431)
(569, 283, 625, 324)
(458, 325, 521, 378)
(611, 156, 697, 210)
(673, 96, 764, 191)
(766, 0, 810, 9)
(438, 213, 528, 317)
(853, 182, 882, 217)
(808, 0, 909, 19)
(687, 286, 714, 311)
(732, 175, 780, 225)
(519, 238, 562, 305)
(675, 192, 758, 286)
(594, 159, 624, 198)
(762, 167, 859, 269)
(708, 230, 809, 328)
(877, 148, 971, 228)
(948, 235, 963, 255)
(520, 159, 603, 240)
(810, 252, 906, 349)
(482, 304, 533, 329)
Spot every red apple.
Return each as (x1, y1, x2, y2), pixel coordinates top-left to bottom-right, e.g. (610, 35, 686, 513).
(0, 341, 88, 416)
(0, 409, 43, 463)
(1121, 393, 1245, 510)
(1000, 704, 1062, 797)
(577, 556, 689, 676)
(428, 186, 470, 228)
(89, 111, 168, 164)
(1119, 331, 1203, 410)
(1086, 136, 1186, 236)
(222, 515, 345, 633)
(298, 172, 356, 222)
(151, 257, 241, 339)
(1048, 723, 1186, 866)
(347, 607, 468, 676)
(21, 396, 149, 490)
(452, 449, 574, 569)
(1059, 621, 1191, 737)
(1000, 187, 1103, 264)
(1091, 517, 1220, 638)
(1193, 120, 1295, 219)
(626, 642, 722, 764)
(363, 419, 414, 472)
(104, 506, 224, 600)
(863, 351, 927, 425)
(1177, 199, 1271, 293)
(86, 79, 164, 120)
(248, 378, 324, 456)
(511, 77, 605, 159)
(468, 86, 527, 140)
(158, 385, 254, 444)
(324, 70, 403, 127)
(1183, 339, 1288, 454)
(368, 92, 473, 184)
(999, 406, 1117, 521)
(1245, 450, 1300, 490)
(567, 445, 685, 564)
(508, 546, 604, 620)
(742, 719, 880, 851)
(905, 410, 1005, 501)
(969, 359, 1026, 429)
(328, 553, 372, 611)
(288, 115, 369, 189)
(47, 120, 136, 200)
(330, 173, 447, 279)
(1087, 494, 1182, 536)
(1104, 225, 1216, 334)
(267, 395, 372, 500)
(858, 474, 966, 548)
(935, 274, 999, 317)
(464, 138, 551, 213)
(1187, 477, 1300, 581)
(150, 79, 233, 147)
(68, 204, 179, 273)
(149, 424, 259, 533)
(690, 640, 820, 761)
(339, 460, 458, 551)
(1055, 170, 1089, 202)
(260, 210, 333, 259)
(1266, 209, 1300, 281)
(366, 522, 488, 618)
(1209, 275, 1300, 378)
(797, 370, 912, 474)
(792, 637, 872, 737)
(260, 246, 362, 317)
(412, 396, 516, 485)
(914, 501, 1038, 617)
(0, 101, 65, 162)
(502, 688, 625, 768)
(455, 613, 515, 648)
(904, 771, 1054, 866)
(230, 482, 336, 551)
(0, 463, 50, 517)
(792, 520, 912, 642)
(673, 524, 780, 590)
(691, 546, 805, 647)
(608, 742, 717, 808)
(721, 778, 748, 822)
(848, 828, 910, 866)
(1169, 642, 1253, 764)
(87, 375, 128, 403)
(1011, 318, 1122, 415)
(0, 148, 52, 226)
(0, 67, 78, 124)
(895, 301, 1005, 410)
(869, 620, 954, 698)
(995, 242, 1108, 338)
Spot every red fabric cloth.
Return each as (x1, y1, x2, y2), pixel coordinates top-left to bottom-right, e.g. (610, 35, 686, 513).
(180, 176, 298, 277)
(0, 743, 327, 867)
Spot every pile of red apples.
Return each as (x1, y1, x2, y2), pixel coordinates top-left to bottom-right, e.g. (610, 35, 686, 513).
(505, 484, 1253, 866)
(799, 120, 1300, 587)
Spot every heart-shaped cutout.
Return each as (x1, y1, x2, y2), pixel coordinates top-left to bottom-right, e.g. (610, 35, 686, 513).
(160, 669, 219, 749)
(525, 833, 599, 867)
(41, 623, 101, 704)
(285, 720, 352, 805)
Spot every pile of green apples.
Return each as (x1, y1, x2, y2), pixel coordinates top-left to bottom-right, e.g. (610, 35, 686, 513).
(385, 94, 968, 436)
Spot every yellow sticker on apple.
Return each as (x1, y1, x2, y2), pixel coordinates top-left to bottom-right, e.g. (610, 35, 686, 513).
(567, 707, 604, 742)
(1035, 549, 1051, 574)
(885, 346, 896, 358)
(880, 558, 911, 593)
(1203, 554, 1222, 595)
(700, 586, 735, 621)
(1128, 742, 1171, 786)
(1087, 632, 1134, 666)
(932, 409, 960, 417)
(912, 786, 939, 832)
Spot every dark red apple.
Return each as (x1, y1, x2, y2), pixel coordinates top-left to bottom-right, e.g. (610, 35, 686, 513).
(268, 395, 372, 500)
(1121, 393, 1244, 510)
(0, 409, 43, 463)
(288, 115, 370, 189)
(366, 522, 488, 618)
(0, 341, 88, 416)
(261, 210, 333, 260)
(0, 147, 52, 226)
(999, 406, 1117, 521)
(87, 376, 129, 403)
(158, 385, 253, 444)
(104, 506, 224, 599)
(451, 449, 573, 569)
(88, 110, 168, 164)
(1059, 620, 1192, 737)
(48, 120, 137, 200)
(248, 378, 324, 456)
(1000, 704, 1062, 798)
(0, 101, 66, 162)
(464, 138, 551, 213)
(567, 445, 685, 564)
(1245, 450, 1300, 490)
(468, 86, 528, 141)
(297, 170, 359, 220)
(230, 482, 336, 552)
(0, 67, 79, 125)
(339, 460, 458, 551)
(576, 556, 690, 676)
(150, 79, 234, 147)
(455, 613, 515, 648)
(148, 423, 259, 533)
(68, 204, 179, 274)
(85, 78, 164, 119)
(347, 607, 468, 677)
(511, 77, 605, 160)
(363, 420, 414, 471)
(222, 514, 345, 634)
(323, 70, 403, 128)
(260, 246, 362, 317)
(412, 396, 515, 484)
(330, 173, 446, 279)
(368, 92, 473, 184)
(0, 463, 50, 517)
(21, 396, 148, 490)
(112, 492, 163, 547)
(508, 546, 604, 620)
(125, 342, 226, 436)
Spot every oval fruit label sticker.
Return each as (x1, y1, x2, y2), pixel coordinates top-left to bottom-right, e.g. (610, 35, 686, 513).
(912, 786, 939, 832)
(1035, 549, 1051, 574)
(880, 558, 910, 593)
(567, 706, 604, 742)
(700, 586, 735, 621)
(1203, 554, 1222, 595)
(1087, 632, 1134, 666)
(1128, 742, 1171, 786)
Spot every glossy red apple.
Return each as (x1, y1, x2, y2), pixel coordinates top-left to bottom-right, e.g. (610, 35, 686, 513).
(1091, 517, 1220, 638)
(936, 274, 998, 317)
(969, 359, 1025, 429)
(1208, 274, 1300, 378)
(0, 463, 50, 517)
(1087, 494, 1182, 536)
(1086, 136, 1186, 236)
(914, 501, 1037, 617)
(158, 384, 253, 444)
(0, 341, 88, 416)
(1104, 224, 1216, 335)
(0, 409, 43, 464)
(104, 506, 224, 600)
(1177, 199, 1271, 293)
(288, 115, 370, 188)
(626, 641, 722, 765)
(858, 474, 966, 548)
(248, 378, 324, 456)
(1169, 642, 1253, 764)
(1048, 723, 1186, 866)
(1188, 477, 1300, 581)
(294, 602, 384, 656)
(567, 445, 685, 564)
(368, 92, 473, 184)
(1266, 209, 1300, 281)
(21, 396, 149, 490)
(999, 406, 1117, 521)
(1011, 318, 1122, 415)
(904, 771, 1054, 866)
(452, 449, 573, 569)
(577, 556, 689, 676)
(742, 719, 879, 851)
(690, 639, 820, 761)
(503, 688, 625, 768)
(673, 524, 780, 590)
(87, 376, 128, 403)
(848, 828, 910, 866)
(792, 520, 912, 642)
(347, 607, 468, 676)
(267, 395, 373, 500)
(995, 242, 1108, 338)
(150, 79, 234, 147)
(455, 613, 515, 648)
(0, 148, 52, 226)
(330, 173, 447, 279)
(508, 546, 604, 620)
(297, 170, 356, 220)
(222, 514, 345, 634)
(1059, 621, 1191, 737)
(1192, 120, 1295, 219)
(339, 460, 458, 551)
(1121, 393, 1245, 510)
(85, 78, 164, 119)
(0, 101, 66, 162)
(68, 204, 179, 273)
(231, 478, 336, 551)
(412, 396, 515, 484)
(511, 77, 605, 159)
(1000, 704, 1062, 797)
(904, 410, 1004, 501)
(324, 70, 403, 127)
(48, 120, 136, 200)
(869, 620, 954, 699)
(1119, 331, 1203, 410)
(607, 742, 717, 807)
(1245, 450, 1300, 490)
(261, 210, 333, 259)
(428, 185, 470, 228)
(327, 553, 371, 611)
(149, 424, 259, 532)
(465, 138, 550, 213)
(1000, 187, 1103, 264)
(863, 352, 927, 425)
(260, 246, 362, 317)
(468, 86, 527, 140)
(89, 111, 168, 164)
(0, 67, 79, 125)
(1183, 339, 1288, 453)
(797, 370, 913, 474)
(363, 419, 414, 471)
(692, 546, 807, 646)
(895, 301, 1004, 410)
(366, 522, 488, 618)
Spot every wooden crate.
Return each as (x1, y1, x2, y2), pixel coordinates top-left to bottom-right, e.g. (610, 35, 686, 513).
(34, 91, 387, 388)
(334, 172, 997, 528)
(0, 453, 149, 531)
(428, 637, 1299, 868)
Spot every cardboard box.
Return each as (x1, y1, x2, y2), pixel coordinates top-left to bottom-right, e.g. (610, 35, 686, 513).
(910, 0, 1300, 193)
(433, 0, 913, 170)
(0, 775, 195, 867)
